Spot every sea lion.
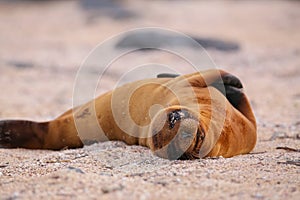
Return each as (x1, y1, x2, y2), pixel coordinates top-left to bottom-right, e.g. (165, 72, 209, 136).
(0, 69, 256, 160)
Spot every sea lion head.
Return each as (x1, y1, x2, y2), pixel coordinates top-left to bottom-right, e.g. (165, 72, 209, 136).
(148, 106, 206, 160)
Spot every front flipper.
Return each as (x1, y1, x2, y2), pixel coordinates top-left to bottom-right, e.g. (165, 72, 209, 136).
(157, 70, 244, 110)
(207, 71, 256, 125)
(210, 73, 244, 109)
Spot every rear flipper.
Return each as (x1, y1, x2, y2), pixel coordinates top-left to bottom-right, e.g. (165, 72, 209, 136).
(0, 120, 48, 149)
(0, 119, 83, 150)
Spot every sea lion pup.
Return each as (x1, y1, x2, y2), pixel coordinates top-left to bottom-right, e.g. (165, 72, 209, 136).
(0, 69, 257, 160)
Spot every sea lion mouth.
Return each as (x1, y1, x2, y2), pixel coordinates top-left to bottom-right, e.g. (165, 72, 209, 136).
(149, 108, 206, 160)
(168, 128, 206, 160)
(184, 128, 206, 160)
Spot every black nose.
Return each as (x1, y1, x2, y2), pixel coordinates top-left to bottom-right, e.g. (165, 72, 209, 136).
(168, 109, 189, 129)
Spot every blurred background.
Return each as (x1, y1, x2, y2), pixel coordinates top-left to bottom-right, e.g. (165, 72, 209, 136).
(0, 0, 299, 126)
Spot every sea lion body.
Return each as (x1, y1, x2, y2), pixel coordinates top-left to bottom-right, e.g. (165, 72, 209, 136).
(0, 69, 256, 159)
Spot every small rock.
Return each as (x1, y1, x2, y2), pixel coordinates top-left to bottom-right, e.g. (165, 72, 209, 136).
(154, 181, 167, 186)
(269, 132, 288, 140)
(67, 166, 85, 174)
(0, 164, 8, 168)
(101, 184, 124, 194)
(251, 193, 265, 199)
(7, 60, 34, 69)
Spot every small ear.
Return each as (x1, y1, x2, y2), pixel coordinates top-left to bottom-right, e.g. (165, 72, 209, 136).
(157, 73, 180, 78)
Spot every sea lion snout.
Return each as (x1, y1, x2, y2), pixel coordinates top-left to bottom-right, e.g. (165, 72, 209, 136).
(168, 109, 190, 129)
(149, 107, 205, 160)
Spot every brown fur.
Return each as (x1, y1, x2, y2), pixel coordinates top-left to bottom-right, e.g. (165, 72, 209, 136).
(0, 69, 256, 159)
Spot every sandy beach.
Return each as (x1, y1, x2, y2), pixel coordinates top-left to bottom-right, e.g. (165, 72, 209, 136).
(0, 0, 299, 199)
